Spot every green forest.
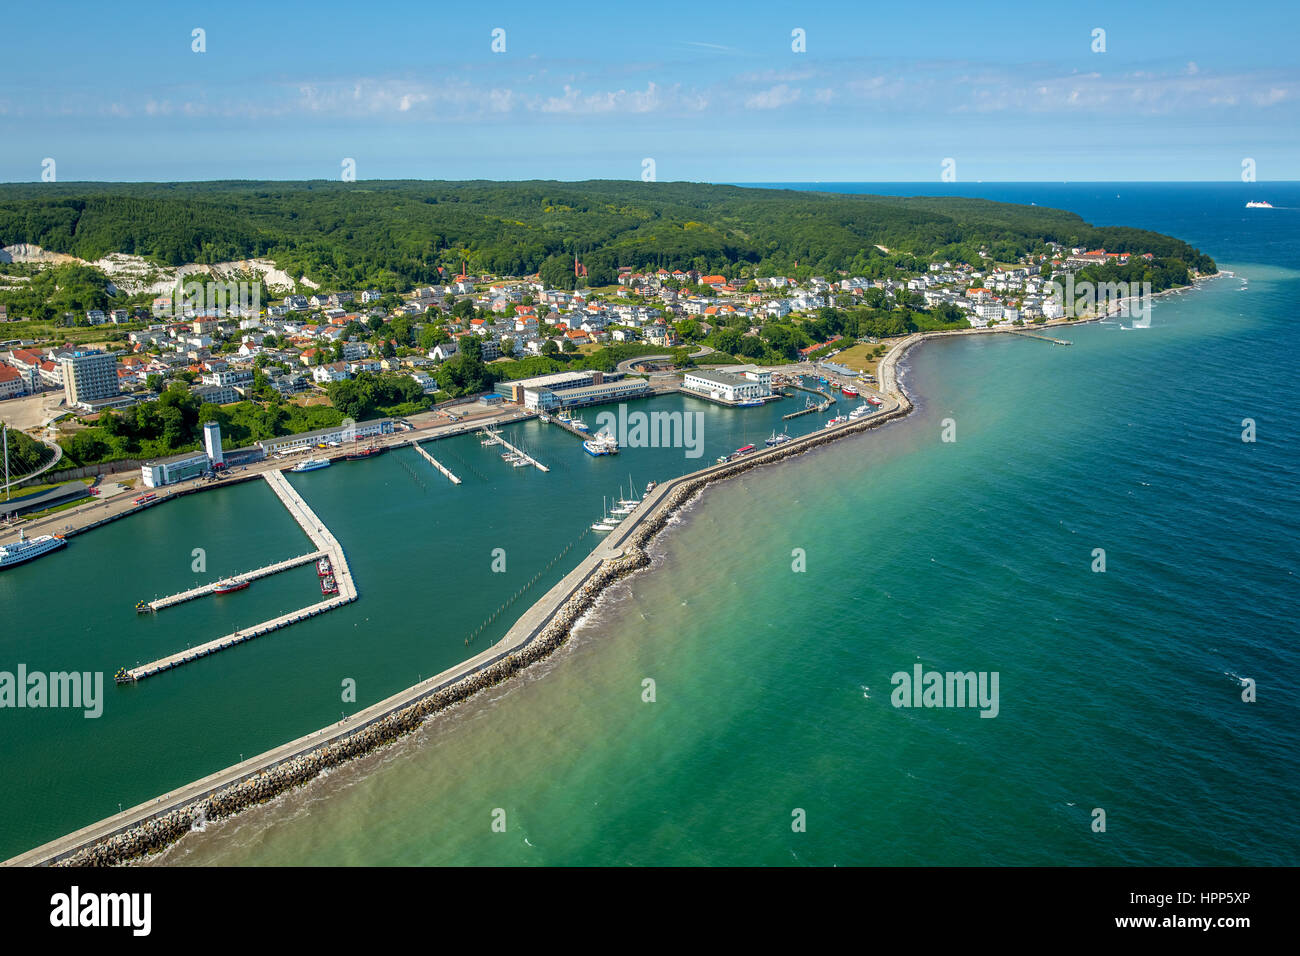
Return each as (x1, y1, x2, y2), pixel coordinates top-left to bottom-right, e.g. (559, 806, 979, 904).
(0, 180, 1216, 293)
(59, 383, 343, 466)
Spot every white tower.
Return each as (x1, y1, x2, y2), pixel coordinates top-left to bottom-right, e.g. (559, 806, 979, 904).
(203, 421, 224, 466)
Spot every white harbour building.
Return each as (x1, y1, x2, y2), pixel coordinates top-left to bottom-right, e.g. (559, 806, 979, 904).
(682, 366, 772, 403)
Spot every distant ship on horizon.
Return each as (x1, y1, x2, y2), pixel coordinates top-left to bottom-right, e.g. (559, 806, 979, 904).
(1246, 200, 1274, 209)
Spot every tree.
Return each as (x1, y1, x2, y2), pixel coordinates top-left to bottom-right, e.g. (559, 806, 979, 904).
(541, 339, 560, 358)
(562, 338, 578, 354)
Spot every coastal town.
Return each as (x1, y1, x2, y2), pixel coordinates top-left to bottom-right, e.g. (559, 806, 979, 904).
(0, 218, 1203, 869)
(0, 239, 1157, 487)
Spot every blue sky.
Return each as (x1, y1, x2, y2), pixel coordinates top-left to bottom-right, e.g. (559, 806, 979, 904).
(2, 0, 1297, 183)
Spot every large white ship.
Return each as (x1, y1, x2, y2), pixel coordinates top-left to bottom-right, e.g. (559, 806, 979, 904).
(291, 457, 332, 473)
(1245, 201, 1274, 209)
(0, 528, 67, 570)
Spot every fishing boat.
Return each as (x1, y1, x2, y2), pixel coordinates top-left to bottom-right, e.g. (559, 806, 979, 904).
(716, 454, 730, 464)
(321, 574, 339, 595)
(343, 445, 386, 461)
(765, 429, 792, 446)
(841, 384, 859, 397)
(0, 529, 67, 570)
(316, 557, 332, 577)
(571, 417, 589, 432)
(583, 432, 619, 456)
(591, 496, 615, 532)
(214, 579, 250, 594)
(736, 399, 764, 407)
(866, 395, 883, 406)
(291, 457, 331, 472)
(733, 443, 757, 458)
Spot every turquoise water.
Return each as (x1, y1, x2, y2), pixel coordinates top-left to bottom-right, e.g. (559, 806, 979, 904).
(7, 183, 1300, 865)
(0, 385, 849, 857)
(153, 253, 1298, 865)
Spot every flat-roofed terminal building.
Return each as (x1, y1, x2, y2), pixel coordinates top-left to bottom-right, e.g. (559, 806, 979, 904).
(682, 365, 772, 403)
(257, 418, 395, 456)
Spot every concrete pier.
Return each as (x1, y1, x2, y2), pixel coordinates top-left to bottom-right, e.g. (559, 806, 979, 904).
(146, 550, 326, 611)
(1009, 329, 1072, 345)
(493, 431, 549, 472)
(117, 471, 358, 683)
(412, 443, 462, 484)
(539, 417, 590, 441)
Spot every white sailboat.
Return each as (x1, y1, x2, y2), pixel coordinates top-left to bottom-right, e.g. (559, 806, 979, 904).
(591, 496, 615, 532)
(617, 474, 641, 507)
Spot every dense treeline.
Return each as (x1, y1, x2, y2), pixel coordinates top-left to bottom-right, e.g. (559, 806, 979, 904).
(58, 383, 342, 465)
(0, 181, 1216, 291)
(0, 263, 115, 319)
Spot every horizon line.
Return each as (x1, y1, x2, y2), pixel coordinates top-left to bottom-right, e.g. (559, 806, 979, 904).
(0, 178, 1295, 187)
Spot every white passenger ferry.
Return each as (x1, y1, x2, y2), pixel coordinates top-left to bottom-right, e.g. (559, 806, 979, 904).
(0, 528, 67, 570)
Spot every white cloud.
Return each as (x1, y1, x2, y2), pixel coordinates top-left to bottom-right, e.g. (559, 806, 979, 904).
(745, 84, 802, 110)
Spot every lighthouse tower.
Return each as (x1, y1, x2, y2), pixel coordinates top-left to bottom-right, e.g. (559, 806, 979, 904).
(203, 421, 224, 467)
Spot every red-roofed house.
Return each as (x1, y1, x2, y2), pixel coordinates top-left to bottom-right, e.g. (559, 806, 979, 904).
(0, 363, 26, 399)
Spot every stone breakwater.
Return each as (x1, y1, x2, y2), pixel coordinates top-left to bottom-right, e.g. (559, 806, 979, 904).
(46, 402, 913, 867)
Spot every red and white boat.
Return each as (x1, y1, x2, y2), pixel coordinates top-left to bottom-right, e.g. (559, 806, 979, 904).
(321, 574, 339, 595)
(866, 395, 883, 406)
(841, 384, 859, 397)
(316, 556, 332, 577)
(214, 579, 249, 594)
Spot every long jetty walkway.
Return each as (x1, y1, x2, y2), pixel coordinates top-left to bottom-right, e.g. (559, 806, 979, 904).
(146, 550, 326, 611)
(411, 442, 462, 484)
(119, 471, 357, 683)
(494, 432, 549, 472)
(1008, 329, 1072, 345)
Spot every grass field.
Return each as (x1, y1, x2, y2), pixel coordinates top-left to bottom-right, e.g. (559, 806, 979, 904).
(827, 339, 902, 380)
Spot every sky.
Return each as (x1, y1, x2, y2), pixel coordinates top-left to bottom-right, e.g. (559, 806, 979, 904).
(1, 0, 1298, 183)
